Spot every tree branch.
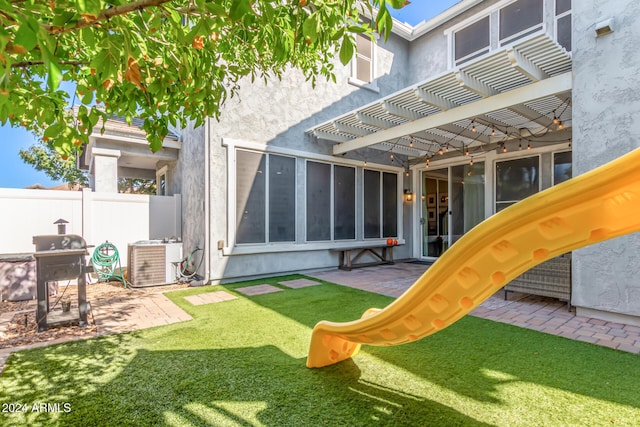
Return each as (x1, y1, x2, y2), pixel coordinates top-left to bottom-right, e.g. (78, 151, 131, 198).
(47, 0, 176, 35)
(11, 59, 89, 68)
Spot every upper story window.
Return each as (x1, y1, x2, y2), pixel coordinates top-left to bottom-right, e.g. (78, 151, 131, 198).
(355, 34, 373, 83)
(454, 17, 490, 67)
(555, 0, 572, 51)
(450, 0, 569, 67)
(499, 0, 544, 45)
(349, 34, 379, 92)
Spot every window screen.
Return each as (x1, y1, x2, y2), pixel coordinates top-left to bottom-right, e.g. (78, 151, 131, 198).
(499, 0, 543, 43)
(496, 156, 539, 212)
(269, 155, 296, 242)
(455, 16, 490, 64)
(382, 172, 398, 237)
(236, 150, 266, 244)
(553, 151, 572, 185)
(556, 0, 571, 15)
(556, 14, 572, 51)
(334, 166, 355, 240)
(364, 170, 381, 238)
(306, 161, 331, 241)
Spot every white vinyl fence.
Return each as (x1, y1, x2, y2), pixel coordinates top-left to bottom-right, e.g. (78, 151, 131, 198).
(0, 188, 181, 266)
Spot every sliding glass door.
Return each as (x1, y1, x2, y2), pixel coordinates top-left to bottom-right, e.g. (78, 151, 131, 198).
(421, 163, 485, 258)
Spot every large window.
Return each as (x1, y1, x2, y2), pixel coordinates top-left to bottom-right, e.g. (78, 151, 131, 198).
(306, 162, 357, 241)
(499, 0, 544, 45)
(236, 150, 295, 244)
(495, 156, 539, 212)
(454, 16, 490, 66)
(364, 170, 398, 238)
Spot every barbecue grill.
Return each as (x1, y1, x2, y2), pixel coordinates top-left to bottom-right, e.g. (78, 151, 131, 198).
(33, 234, 89, 332)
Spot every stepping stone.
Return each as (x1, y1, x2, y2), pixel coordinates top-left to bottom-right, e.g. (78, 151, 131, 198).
(235, 284, 284, 296)
(185, 291, 238, 306)
(279, 278, 322, 289)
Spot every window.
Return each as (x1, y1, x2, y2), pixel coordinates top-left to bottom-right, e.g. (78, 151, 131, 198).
(306, 162, 357, 241)
(495, 156, 539, 212)
(553, 151, 572, 185)
(334, 166, 356, 240)
(354, 34, 373, 83)
(454, 16, 490, 66)
(555, 0, 572, 52)
(236, 150, 296, 244)
(499, 0, 544, 45)
(363, 170, 398, 238)
(306, 161, 332, 241)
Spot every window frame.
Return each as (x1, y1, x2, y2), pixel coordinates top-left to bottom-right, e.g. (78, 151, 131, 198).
(305, 160, 358, 242)
(235, 148, 297, 245)
(498, 0, 545, 47)
(348, 34, 380, 92)
(453, 15, 491, 67)
(223, 139, 403, 254)
(363, 168, 400, 239)
(446, 0, 555, 68)
(494, 154, 542, 213)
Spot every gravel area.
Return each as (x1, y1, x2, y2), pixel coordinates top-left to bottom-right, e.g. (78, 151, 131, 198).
(0, 281, 190, 350)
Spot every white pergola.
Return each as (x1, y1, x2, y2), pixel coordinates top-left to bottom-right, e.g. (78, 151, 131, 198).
(308, 33, 572, 161)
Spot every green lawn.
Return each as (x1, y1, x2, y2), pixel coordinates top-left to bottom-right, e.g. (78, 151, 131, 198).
(1, 275, 640, 426)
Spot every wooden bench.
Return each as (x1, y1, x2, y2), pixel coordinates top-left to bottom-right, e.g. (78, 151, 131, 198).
(334, 245, 395, 271)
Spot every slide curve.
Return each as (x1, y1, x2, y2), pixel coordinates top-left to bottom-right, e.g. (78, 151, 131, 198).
(307, 148, 640, 368)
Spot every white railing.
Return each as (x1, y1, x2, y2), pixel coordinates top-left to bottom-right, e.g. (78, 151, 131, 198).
(0, 188, 181, 266)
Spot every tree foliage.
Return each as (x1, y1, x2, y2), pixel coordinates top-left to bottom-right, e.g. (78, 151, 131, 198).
(19, 141, 88, 186)
(1, 0, 407, 156)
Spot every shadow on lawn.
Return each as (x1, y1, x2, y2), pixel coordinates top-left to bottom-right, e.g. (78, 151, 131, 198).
(233, 279, 640, 411)
(1, 344, 492, 426)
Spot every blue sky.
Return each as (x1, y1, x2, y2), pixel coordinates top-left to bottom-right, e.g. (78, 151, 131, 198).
(0, 1, 461, 189)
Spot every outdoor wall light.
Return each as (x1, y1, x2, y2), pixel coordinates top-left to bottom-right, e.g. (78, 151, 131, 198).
(404, 189, 414, 202)
(595, 18, 614, 37)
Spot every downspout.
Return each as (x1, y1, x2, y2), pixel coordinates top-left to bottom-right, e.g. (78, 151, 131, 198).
(204, 116, 211, 283)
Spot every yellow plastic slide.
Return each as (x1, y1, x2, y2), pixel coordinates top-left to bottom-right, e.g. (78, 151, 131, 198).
(307, 147, 640, 368)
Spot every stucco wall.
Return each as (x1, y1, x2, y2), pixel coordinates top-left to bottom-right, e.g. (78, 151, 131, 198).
(572, 0, 640, 320)
(194, 32, 414, 281)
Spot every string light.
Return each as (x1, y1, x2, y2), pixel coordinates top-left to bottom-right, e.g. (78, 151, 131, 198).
(502, 145, 507, 153)
(552, 115, 559, 125)
(491, 128, 496, 136)
(527, 143, 531, 150)
(465, 147, 470, 156)
(557, 121, 564, 130)
(471, 120, 477, 132)
(469, 158, 474, 166)
(438, 147, 444, 155)
(445, 145, 449, 153)
(409, 140, 413, 148)
(390, 153, 394, 161)
(364, 160, 368, 166)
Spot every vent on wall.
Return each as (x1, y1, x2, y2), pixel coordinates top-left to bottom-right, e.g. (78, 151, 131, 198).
(127, 241, 182, 287)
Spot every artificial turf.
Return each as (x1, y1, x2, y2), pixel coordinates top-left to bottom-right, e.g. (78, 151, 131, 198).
(1, 274, 639, 426)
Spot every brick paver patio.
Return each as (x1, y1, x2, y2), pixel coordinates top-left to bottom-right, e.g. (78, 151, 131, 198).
(307, 262, 640, 355)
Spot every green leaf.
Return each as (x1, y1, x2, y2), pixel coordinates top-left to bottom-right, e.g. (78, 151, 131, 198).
(339, 36, 354, 66)
(14, 19, 39, 51)
(44, 123, 64, 139)
(230, 0, 252, 21)
(302, 14, 318, 43)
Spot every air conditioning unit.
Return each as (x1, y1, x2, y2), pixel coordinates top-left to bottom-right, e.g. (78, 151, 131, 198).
(127, 240, 183, 287)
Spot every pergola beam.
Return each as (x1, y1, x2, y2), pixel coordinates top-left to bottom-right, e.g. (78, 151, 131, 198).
(333, 72, 572, 155)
